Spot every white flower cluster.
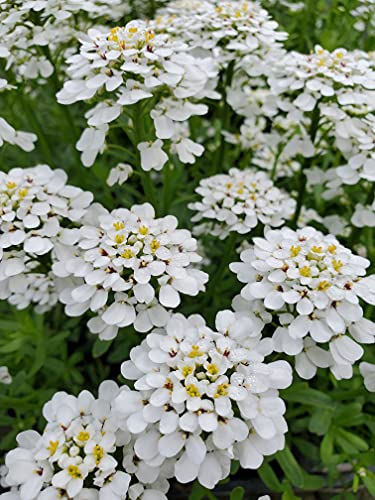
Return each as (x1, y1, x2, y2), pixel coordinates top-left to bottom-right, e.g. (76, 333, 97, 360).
(114, 311, 292, 488)
(54, 203, 208, 340)
(189, 168, 295, 239)
(0, 165, 93, 312)
(267, 46, 375, 184)
(57, 20, 217, 167)
(0, 0, 130, 81)
(154, 0, 287, 70)
(351, 0, 375, 32)
(0, 79, 37, 152)
(0, 381, 169, 500)
(230, 226, 375, 380)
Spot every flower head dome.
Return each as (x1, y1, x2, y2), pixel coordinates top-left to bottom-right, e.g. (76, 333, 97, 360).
(114, 311, 291, 488)
(55, 203, 208, 340)
(189, 168, 296, 238)
(230, 226, 375, 380)
(0, 165, 93, 311)
(1, 381, 169, 499)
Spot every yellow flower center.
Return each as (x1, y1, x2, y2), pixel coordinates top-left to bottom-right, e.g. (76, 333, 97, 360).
(138, 225, 149, 235)
(76, 431, 90, 442)
(47, 440, 59, 456)
(188, 345, 204, 358)
(206, 363, 219, 375)
(18, 188, 28, 199)
(311, 245, 322, 253)
(150, 239, 161, 252)
(113, 221, 125, 231)
(299, 266, 312, 278)
(316, 280, 331, 291)
(185, 384, 201, 397)
(225, 182, 233, 189)
(115, 234, 125, 245)
(67, 465, 82, 479)
(332, 259, 343, 272)
(93, 445, 105, 465)
(129, 26, 138, 34)
(290, 245, 301, 257)
(121, 248, 134, 259)
(328, 244, 337, 254)
(182, 366, 193, 377)
(215, 383, 229, 398)
(108, 27, 120, 43)
(6, 181, 16, 189)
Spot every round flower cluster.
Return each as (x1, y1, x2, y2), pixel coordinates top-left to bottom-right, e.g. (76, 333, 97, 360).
(0, 165, 93, 311)
(154, 0, 287, 71)
(114, 311, 292, 489)
(189, 168, 296, 238)
(57, 20, 216, 167)
(269, 46, 375, 113)
(0, 0, 130, 81)
(230, 226, 375, 380)
(54, 203, 208, 340)
(0, 381, 169, 500)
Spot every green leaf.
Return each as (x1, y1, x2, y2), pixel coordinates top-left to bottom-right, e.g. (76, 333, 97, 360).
(230, 487, 245, 500)
(335, 428, 369, 454)
(92, 338, 112, 358)
(320, 432, 333, 464)
(258, 462, 283, 492)
(308, 408, 332, 435)
(283, 383, 334, 409)
(301, 472, 325, 490)
(276, 447, 305, 488)
(363, 474, 375, 497)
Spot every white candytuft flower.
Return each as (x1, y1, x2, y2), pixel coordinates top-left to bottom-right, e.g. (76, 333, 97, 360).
(54, 203, 208, 340)
(57, 20, 216, 167)
(0, 381, 169, 500)
(359, 362, 375, 392)
(230, 226, 375, 380)
(0, 366, 12, 385)
(114, 311, 291, 488)
(0, 0, 130, 82)
(0, 165, 93, 312)
(189, 168, 296, 239)
(153, 0, 287, 71)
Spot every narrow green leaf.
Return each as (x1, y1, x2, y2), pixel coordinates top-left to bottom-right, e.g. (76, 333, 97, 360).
(92, 338, 112, 358)
(258, 462, 283, 492)
(230, 486, 245, 500)
(276, 447, 305, 488)
(320, 432, 333, 464)
(308, 408, 332, 436)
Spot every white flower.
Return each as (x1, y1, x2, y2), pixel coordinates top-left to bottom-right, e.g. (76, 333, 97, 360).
(107, 163, 133, 187)
(57, 21, 215, 167)
(189, 168, 295, 239)
(230, 226, 375, 379)
(138, 141, 169, 172)
(55, 203, 208, 339)
(0, 366, 12, 384)
(0, 165, 93, 312)
(359, 362, 375, 392)
(1, 382, 170, 499)
(114, 311, 291, 488)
